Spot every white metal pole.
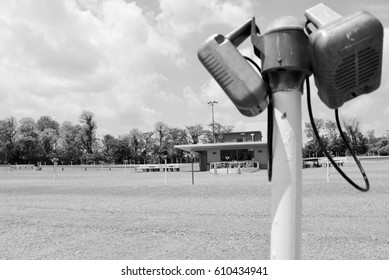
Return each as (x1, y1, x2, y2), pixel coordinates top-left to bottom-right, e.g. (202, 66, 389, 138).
(53, 163, 57, 188)
(191, 156, 195, 184)
(164, 158, 167, 186)
(270, 89, 302, 260)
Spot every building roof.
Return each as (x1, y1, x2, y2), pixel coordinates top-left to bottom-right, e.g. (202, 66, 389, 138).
(175, 141, 267, 152)
(215, 130, 261, 135)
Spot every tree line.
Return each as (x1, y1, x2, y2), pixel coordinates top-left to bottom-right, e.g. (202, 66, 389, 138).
(0, 110, 233, 165)
(2, 111, 387, 165)
(303, 117, 389, 158)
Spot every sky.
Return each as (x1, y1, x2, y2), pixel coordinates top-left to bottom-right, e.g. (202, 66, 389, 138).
(1, 0, 389, 139)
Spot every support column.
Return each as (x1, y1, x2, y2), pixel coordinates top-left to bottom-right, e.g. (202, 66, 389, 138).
(270, 83, 303, 259)
(252, 16, 311, 259)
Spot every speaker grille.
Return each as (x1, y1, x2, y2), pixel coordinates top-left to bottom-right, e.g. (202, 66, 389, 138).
(334, 47, 380, 91)
(358, 48, 380, 84)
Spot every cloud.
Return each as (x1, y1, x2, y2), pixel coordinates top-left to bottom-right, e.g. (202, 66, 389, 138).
(199, 79, 237, 109)
(156, 0, 256, 38)
(358, 4, 389, 24)
(183, 76, 237, 113)
(0, 0, 187, 135)
(183, 87, 203, 110)
(1, 0, 386, 139)
(342, 95, 376, 118)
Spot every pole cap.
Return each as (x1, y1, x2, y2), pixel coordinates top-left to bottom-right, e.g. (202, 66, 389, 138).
(265, 16, 306, 34)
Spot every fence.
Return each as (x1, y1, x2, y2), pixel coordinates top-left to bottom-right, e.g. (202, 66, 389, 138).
(209, 161, 260, 174)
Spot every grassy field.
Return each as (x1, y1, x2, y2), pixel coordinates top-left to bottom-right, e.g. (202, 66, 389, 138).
(0, 162, 388, 260)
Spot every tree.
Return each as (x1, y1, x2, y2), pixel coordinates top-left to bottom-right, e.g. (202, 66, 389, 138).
(154, 122, 171, 162)
(57, 121, 83, 164)
(168, 127, 188, 162)
(341, 117, 368, 155)
(142, 132, 155, 164)
(37, 116, 59, 132)
(303, 116, 370, 158)
(365, 129, 378, 155)
(39, 128, 59, 162)
(185, 124, 204, 144)
(17, 118, 40, 163)
(366, 129, 376, 144)
(304, 118, 325, 140)
(79, 110, 97, 158)
(36, 116, 60, 162)
(101, 134, 116, 163)
(0, 117, 18, 163)
(112, 135, 132, 163)
(323, 120, 346, 156)
(208, 121, 234, 134)
(204, 121, 234, 142)
(324, 120, 338, 143)
(303, 118, 326, 157)
(128, 128, 144, 163)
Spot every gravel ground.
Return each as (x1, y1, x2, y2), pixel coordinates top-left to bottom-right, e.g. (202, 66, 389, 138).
(0, 162, 388, 260)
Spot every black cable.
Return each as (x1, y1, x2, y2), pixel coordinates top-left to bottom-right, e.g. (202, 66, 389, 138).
(244, 56, 262, 73)
(305, 77, 370, 192)
(244, 56, 273, 181)
(335, 109, 370, 191)
(266, 83, 273, 181)
(303, 21, 313, 36)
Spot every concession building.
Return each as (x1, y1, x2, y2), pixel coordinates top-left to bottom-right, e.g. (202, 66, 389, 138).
(175, 130, 268, 171)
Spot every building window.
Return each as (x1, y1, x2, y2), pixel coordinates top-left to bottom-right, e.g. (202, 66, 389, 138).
(220, 150, 237, 161)
(220, 149, 254, 161)
(238, 149, 254, 160)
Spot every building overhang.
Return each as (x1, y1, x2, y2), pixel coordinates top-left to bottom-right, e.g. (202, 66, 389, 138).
(175, 142, 268, 153)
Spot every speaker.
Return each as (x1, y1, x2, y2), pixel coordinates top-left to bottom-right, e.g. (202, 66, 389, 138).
(305, 3, 383, 109)
(198, 19, 268, 116)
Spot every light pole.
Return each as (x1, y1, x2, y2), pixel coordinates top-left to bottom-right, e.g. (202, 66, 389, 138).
(208, 101, 218, 143)
(251, 16, 310, 260)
